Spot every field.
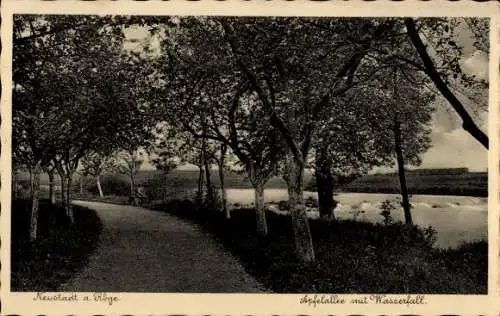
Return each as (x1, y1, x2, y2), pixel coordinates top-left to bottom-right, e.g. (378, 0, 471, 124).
(344, 169, 487, 197)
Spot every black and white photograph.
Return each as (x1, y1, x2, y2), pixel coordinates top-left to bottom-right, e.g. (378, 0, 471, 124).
(1, 2, 498, 314)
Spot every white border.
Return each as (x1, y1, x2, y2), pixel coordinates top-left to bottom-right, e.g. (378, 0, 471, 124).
(1, 1, 499, 315)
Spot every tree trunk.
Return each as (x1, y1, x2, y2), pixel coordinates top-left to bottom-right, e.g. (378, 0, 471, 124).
(315, 149, 335, 220)
(12, 171, 17, 199)
(218, 158, 229, 219)
(96, 175, 104, 197)
(59, 172, 66, 209)
(79, 177, 83, 194)
(394, 122, 413, 226)
(254, 184, 268, 236)
(130, 173, 135, 197)
(28, 168, 33, 197)
(29, 162, 41, 241)
(196, 165, 205, 204)
(204, 158, 213, 202)
(66, 176, 75, 224)
(286, 156, 315, 262)
(163, 174, 168, 201)
(48, 171, 56, 204)
(404, 18, 488, 149)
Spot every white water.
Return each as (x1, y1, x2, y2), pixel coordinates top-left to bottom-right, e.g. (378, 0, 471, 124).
(226, 189, 488, 249)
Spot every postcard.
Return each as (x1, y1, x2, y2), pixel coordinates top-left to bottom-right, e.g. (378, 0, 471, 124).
(1, 0, 499, 315)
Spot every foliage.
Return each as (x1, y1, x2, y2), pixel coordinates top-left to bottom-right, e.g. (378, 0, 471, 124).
(402, 18, 488, 148)
(141, 173, 192, 201)
(379, 199, 395, 226)
(80, 151, 116, 179)
(148, 124, 179, 173)
(199, 185, 223, 211)
(423, 226, 438, 248)
(13, 178, 32, 199)
(12, 14, 158, 238)
(147, 17, 288, 188)
(87, 175, 130, 197)
(113, 149, 146, 197)
(349, 66, 435, 168)
(11, 15, 490, 267)
(13, 15, 154, 171)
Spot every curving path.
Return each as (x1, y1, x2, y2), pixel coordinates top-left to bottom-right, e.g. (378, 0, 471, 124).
(59, 201, 266, 293)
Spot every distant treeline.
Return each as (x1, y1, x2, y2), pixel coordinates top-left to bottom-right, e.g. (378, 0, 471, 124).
(343, 169, 487, 197)
(380, 168, 472, 176)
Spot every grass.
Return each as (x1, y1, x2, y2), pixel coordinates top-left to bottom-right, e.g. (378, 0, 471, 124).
(151, 199, 487, 294)
(10, 199, 103, 291)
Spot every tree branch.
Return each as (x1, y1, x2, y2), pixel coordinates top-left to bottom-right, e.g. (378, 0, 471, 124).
(404, 18, 488, 149)
(222, 20, 303, 163)
(228, 81, 251, 164)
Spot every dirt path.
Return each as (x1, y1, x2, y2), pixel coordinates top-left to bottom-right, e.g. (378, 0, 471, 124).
(59, 201, 266, 293)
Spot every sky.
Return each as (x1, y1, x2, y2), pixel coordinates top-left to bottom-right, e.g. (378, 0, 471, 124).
(124, 20, 489, 173)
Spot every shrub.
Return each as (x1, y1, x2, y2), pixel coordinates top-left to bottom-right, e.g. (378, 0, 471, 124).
(88, 175, 130, 196)
(278, 200, 288, 211)
(304, 196, 318, 208)
(71, 176, 95, 195)
(201, 186, 223, 211)
(423, 226, 438, 247)
(142, 174, 189, 201)
(13, 179, 31, 199)
(379, 199, 395, 226)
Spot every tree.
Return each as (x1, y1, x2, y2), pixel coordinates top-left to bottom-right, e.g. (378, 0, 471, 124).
(403, 18, 487, 148)
(215, 143, 229, 218)
(144, 16, 402, 260)
(13, 15, 80, 238)
(225, 89, 287, 234)
(221, 17, 399, 261)
(138, 16, 475, 261)
(353, 18, 489, 148)
(311, 94, 393, 220)
(116, 149, 144, 197)
(147, 17, 287, 234)
(303, 17, 488, 147)
(303, 17, 486, 219)
(360, 67, 435, 225)
(80, 151, 116, 197)
(13, 15, 154, 238)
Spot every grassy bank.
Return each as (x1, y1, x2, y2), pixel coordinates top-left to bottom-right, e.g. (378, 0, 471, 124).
(151, 200, 487, 294)
(11, 199, 103, 291)
(343, 170, 487, 197)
